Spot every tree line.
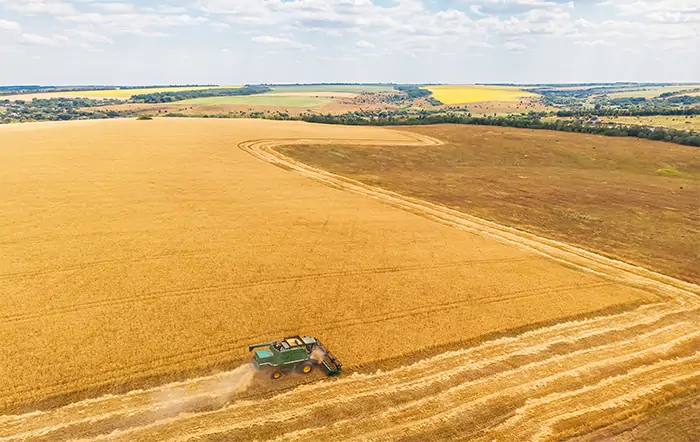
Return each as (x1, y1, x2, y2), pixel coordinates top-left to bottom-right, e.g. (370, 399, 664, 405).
(130, 86, 271, 103)
(0, 97, 123, 123)
(557, 107, 700, 117)
(298, 112, 700, 147)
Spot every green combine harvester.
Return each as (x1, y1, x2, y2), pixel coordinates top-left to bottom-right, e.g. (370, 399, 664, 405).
(248, 336, 342, 379)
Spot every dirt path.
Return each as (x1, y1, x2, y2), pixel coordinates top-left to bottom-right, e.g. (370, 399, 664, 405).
(1, 125, 697, 441)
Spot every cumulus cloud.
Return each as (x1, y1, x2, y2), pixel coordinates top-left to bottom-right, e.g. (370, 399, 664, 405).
(66, 29, 114, 44)
(504, 41, 527, 51)
(0, 18, 22, 31)
(0, 0, 697, 83)
(3, 0, 78, 16)
(574, 39, 612, 46)
(88, 2, 138, 14)
(469, 0, 573, 16)
(252, 35, 314, 50)
(59, 12, 208, 36)
(20, 33, 69, 46)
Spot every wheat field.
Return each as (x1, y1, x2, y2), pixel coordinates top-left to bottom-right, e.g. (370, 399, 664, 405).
(425, 85, 537, 104)
(0, 118, 697, 440)
(1, 86, 240, 101)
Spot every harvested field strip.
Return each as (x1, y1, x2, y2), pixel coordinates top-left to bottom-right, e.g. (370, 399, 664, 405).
(2, 303, 697, 441)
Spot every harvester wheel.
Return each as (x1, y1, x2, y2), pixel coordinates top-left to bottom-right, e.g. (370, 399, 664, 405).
(299, 362, 313, 374)
(271, 370, 282, 380)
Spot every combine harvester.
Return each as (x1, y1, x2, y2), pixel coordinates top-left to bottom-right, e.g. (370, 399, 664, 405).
(249, 336, 342, 379)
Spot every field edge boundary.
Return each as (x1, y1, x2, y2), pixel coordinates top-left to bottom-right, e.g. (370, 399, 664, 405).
(238, 131, 699, 307)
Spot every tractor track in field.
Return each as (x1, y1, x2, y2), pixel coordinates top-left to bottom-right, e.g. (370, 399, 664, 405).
(0, 255, 537, 325)
(2, 128, 698, 441)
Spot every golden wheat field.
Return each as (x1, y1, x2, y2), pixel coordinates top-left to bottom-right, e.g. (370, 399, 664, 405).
(2, 86, 240, 101)
(425, 85, 538, 104)
(0, 118, 698, 441)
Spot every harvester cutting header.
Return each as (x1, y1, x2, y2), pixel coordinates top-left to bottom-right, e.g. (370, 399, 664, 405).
(248, 336, 342, 379)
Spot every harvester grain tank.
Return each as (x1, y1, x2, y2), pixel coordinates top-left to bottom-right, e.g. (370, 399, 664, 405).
(248, 336, 342, 379)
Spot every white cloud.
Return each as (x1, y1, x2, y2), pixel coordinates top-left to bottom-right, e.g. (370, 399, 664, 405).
(252, 35, 314, 50)
(574, 39, 612, 46)
(209, 22, 231, 30)
(20, 33, 69, 46)
(468, 0, 573, 16)
(78, 42, 103, 52)
(504, 41, 527, 51)
(607, 0, 700, 16)
(88, 2, 137, 14)
(0, 0, 697, 84)
(66, 29, 114, 44)
(156, 5, 189, 14)
(0, 19, 22, 31)
(60, 12, 208, 36)
(3, 0, 78, 16)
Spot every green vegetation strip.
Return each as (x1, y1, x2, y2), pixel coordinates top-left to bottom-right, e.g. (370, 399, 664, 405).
(130, 86, 270, 104)
(300, 113, 700, 147)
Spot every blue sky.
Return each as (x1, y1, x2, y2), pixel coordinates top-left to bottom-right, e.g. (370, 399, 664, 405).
(1, 0, 698, 85)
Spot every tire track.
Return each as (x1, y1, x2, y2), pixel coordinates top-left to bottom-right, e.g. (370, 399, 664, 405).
(0, 248, 223, 282)
(0, 256, 535, 325)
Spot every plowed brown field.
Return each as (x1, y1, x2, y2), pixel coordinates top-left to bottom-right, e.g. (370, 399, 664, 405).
(0, 119, 698, 441)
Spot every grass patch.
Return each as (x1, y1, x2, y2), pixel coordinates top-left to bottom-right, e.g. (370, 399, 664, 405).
(568, 152, 590, 166)
(656, 167, 690, 178)
(608, 85, 700, 99)
(600, 115, 700, 131)
(136, 115, 153, 120)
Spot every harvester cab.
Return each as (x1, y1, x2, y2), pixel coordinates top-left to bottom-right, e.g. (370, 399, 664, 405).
(248, 336, 342, 379)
